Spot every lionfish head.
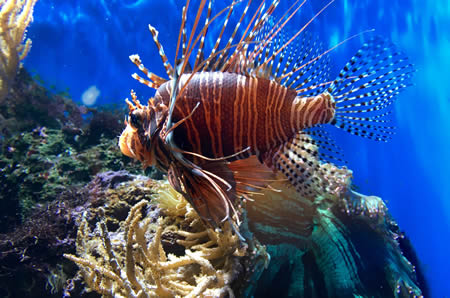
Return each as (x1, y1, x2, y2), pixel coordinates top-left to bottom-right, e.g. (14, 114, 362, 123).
(119, 90, 168, 168)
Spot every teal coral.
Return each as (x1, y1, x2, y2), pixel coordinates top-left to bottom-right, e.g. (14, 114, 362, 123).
(251, 190, 424, 297)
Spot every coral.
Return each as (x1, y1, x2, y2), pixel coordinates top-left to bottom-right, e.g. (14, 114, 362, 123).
(0, 0, 37, 102)
(64, 179, 269, 297)
(246, 180, 426, 297)
(0, 68, 131, 148)
(83, 109, 126, 147)
(0, 170, 143, 298)
(0, 189, 84, 298)
(0, 68, 85, 139)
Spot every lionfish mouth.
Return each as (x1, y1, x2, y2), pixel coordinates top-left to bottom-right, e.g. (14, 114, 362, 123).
(119, 124, 155, 168)
(118, 125, 136, 159)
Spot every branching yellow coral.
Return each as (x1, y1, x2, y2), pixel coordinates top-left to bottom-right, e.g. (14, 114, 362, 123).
(65, 179, 267, 297)
(0, 0, 37, 101)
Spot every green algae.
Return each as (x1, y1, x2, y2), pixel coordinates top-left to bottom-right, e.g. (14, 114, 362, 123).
(0, 68, 150, 231)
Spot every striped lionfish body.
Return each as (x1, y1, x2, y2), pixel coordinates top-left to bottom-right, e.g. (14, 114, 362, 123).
(155, 72, 335, 160)
(119, 0, 414, 229)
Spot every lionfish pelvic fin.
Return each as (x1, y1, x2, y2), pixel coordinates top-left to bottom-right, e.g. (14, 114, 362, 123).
(167, 160, 240, 228)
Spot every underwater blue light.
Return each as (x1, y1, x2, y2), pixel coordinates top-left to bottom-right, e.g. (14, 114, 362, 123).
(121, 0, 150, 9)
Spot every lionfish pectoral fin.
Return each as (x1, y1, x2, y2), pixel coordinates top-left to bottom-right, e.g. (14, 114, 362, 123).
(167, 161, 239, 228)
(328, 37, 414, 142)
(167, 163, 185, 195)
(264, 132, 352, 199)
(245, 174, 317, 248)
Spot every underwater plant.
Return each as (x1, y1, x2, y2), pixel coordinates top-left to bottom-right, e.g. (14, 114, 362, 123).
(0, 0, 37, 102)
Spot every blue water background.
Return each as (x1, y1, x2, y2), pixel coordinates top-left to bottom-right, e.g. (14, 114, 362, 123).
(25, 0, 449, 296)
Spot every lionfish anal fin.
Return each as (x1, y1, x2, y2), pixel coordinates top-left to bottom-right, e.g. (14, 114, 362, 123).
(263, 131, 352, 199)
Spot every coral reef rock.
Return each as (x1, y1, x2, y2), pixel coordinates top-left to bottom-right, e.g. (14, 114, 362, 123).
(0, 68, 148, 231)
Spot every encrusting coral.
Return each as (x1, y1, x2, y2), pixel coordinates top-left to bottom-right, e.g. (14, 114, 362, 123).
(64, 179, 269, 297)
(246, 176, 425, 297)
(0, 0, 37, 102)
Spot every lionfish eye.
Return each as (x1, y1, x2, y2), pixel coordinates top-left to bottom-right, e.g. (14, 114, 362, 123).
(130, 111, 142, 128)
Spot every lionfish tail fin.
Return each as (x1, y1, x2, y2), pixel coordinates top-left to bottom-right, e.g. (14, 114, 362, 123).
(328, 37, 414, 142)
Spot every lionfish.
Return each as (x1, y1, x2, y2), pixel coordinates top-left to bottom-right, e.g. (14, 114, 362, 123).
(119, 0, 413, 230)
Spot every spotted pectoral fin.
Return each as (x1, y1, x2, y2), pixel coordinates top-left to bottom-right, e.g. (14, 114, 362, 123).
(264, 132, 352, 199)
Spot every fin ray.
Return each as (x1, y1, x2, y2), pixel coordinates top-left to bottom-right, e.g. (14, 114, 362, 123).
(264, 132, 352, 198)
(329, 37, 414, 141)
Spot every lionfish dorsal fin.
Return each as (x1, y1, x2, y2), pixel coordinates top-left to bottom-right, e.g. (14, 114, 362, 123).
(202, 1, 237, 71)
(217, 0, 255, 74)
(175, 58, 192, 74)
(148, 24, 174, 79)
(176, 0, 209, 77)
(192, 0, 212, 71)
(249, 21, 331, 92)
(129, 54, 168, 89)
